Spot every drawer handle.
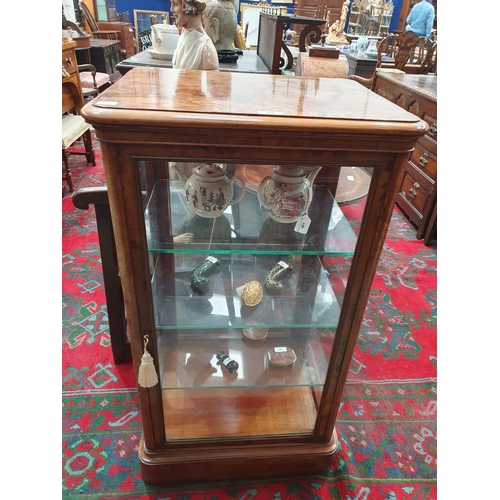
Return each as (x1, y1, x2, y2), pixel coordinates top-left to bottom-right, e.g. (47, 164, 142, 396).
(413, 182, 420, 189)
(65, 56, 73, 66)
(429, 122, 437, 136)
(407, 92, 412, 98)
(419, 153, 428, 167)
(408, 188, 418, 198)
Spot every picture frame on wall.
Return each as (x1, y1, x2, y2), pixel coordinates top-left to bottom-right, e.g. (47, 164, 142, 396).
(133, 10, 170, 52)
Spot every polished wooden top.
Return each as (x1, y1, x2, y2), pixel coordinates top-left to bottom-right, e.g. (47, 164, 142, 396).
(375, 72, 437, 102)
(85, 67, 422, 124)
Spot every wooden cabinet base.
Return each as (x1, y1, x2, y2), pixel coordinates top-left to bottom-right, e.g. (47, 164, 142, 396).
(138, 430, 339, 485)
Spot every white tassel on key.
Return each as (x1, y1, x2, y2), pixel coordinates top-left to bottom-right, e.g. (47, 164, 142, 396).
(138, 335, 159, 388)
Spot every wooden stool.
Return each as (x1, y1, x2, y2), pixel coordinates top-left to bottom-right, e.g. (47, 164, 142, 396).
(295, 52, 348, 78)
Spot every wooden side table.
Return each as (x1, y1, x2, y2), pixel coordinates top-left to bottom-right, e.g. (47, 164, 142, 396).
(257, 13, 326, 74)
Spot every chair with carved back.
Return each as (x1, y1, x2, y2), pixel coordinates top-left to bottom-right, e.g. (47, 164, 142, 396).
(349, 31, 436, 90)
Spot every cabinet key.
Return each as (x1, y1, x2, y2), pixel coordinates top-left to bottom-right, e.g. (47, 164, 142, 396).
(408, 188, 417, 198)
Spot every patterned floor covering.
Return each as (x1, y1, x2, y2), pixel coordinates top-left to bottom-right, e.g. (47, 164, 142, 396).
(62, 143, 437, 499)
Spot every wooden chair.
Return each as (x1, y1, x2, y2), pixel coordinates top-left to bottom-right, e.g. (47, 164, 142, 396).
(72, 186, 130, 364)
(79, 2, 121, 44)
(62, 64, 96, 192)
(349, 31, 436, 90)
(78, 63, 110, 101)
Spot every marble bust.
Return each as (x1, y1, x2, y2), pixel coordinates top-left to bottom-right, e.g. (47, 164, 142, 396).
(203, 0, 239, 52)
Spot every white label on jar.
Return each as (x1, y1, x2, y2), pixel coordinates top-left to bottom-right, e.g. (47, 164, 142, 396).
(222, 358, 232, 366)
(207, 256, 218, 263)
(274, 347, 287, 352)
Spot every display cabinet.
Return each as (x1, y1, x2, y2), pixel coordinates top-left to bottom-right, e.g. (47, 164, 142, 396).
(81, 67, 427, 485)
(347, 0, 394, 38)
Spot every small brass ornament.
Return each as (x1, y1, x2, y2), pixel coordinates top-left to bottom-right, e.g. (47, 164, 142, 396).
(241, 281, 263, 307)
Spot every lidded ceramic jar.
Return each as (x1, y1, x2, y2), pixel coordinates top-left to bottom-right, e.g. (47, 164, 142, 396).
(171, 163, 245, 219)
(257, 165, 321, 223)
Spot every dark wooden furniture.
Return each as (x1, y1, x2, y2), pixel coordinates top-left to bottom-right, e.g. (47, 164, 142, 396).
(81, 67, 426, 485)
(62, 38, 96, 191)
(72, 186, 130, 363)
(372, 72, 437, 243)
(116, 49, 270, 76)
(98, 21, 135, 58)
(79, 1, 121, 43)
(293, 0, 344, 28)
(76, 38, 122, 81)
(257, 12, 326, 74)
(349, 32, 437, 89)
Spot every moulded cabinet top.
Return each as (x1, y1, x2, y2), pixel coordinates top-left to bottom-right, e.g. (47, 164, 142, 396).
(376, 73, 437, 102)
(82, 67, 428, 155)
(83, 68, 424, 127)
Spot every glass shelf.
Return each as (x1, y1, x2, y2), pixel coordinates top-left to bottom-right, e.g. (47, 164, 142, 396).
(152, 253, 342, 331)
(145, 179, 358, 256)
(160, 331, 329, 391)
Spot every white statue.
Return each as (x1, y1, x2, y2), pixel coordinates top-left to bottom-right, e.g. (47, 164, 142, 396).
(327, 0, 350, 45)
(203, 0, 239, 52)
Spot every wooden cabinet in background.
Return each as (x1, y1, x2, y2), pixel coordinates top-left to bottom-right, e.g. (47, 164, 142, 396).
(373, 72, 437, 243)
(98, 21, 135, 58)
(62, 38, 83, 112)
(76, 38, 123, 81)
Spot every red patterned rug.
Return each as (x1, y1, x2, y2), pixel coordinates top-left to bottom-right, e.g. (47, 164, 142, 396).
(62, 142, 437, 499)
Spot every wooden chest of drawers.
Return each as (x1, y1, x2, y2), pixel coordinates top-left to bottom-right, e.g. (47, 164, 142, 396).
(98, 21, 136, 58)
(62, 38, 83, 113)
(372, 73, 437, 243)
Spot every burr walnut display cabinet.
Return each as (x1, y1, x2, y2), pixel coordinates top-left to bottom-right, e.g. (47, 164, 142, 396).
(81, 67, 427, 485)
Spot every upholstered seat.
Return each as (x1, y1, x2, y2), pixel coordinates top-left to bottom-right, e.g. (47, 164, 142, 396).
(62, 114, 96, 192)
(78, 63, 111, 101)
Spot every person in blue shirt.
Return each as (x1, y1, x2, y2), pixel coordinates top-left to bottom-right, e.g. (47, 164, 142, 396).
(405, 0, 435, 39)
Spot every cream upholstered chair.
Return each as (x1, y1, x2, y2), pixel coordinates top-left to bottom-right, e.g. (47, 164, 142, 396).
(62, 114, 96, 191)
(62, 75, 96, 192)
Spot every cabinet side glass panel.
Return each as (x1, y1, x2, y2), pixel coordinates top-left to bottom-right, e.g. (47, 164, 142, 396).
(136, 159, 372, 441)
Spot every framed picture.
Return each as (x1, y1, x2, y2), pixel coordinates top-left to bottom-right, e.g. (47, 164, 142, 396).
(133, 10, 170, 52)
(240, 2, 288, 49)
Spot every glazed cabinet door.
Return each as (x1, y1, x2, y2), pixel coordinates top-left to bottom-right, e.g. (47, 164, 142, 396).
(134, 159, 375, 442)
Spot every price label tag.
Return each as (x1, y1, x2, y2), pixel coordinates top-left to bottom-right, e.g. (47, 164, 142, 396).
(294, 214, 311, 234)
(274, 346, 287, 352)
(236, 284, 247, 297)
(347, 175, 355, 181)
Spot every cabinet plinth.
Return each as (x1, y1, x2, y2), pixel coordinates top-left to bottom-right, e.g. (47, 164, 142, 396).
(81, 67, 427, 485)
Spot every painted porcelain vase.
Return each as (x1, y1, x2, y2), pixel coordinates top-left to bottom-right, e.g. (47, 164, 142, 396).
(171, 163, 245, 218)
(257, 165, 322, 223)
